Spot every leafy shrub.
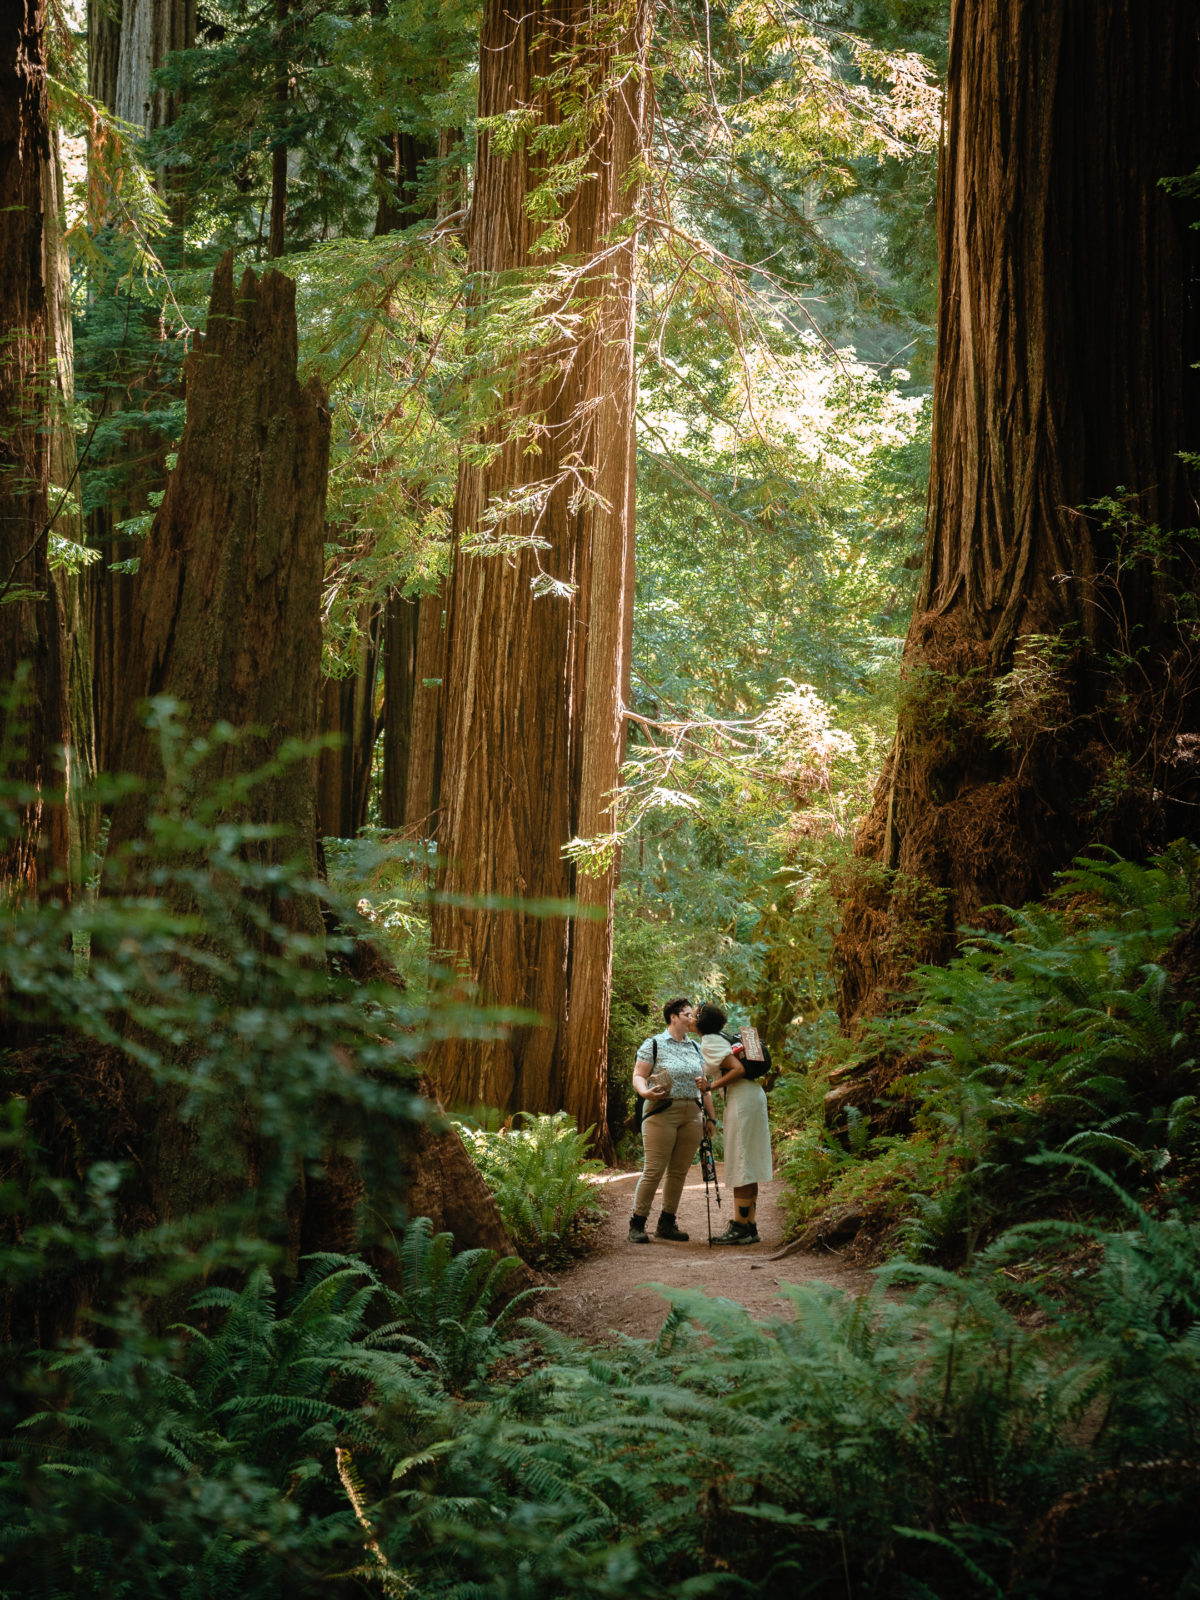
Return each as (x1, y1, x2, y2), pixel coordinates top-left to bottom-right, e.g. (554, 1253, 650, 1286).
(6, 1180, 1200, 1598)
(0, 1229, 537, 1599)
(374, 1190, 1200, 1598)
(786, 845, 1200, 1261)
(458, 1112, 605, 1266)
(379, 1216, 544, 1391)
(322, 828, 437, 986)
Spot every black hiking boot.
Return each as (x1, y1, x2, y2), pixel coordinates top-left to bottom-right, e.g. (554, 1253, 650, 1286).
(628, 1214, 650, 1244)
(655, 1212, 689, 1241)
(711, 1221, 759, 1246)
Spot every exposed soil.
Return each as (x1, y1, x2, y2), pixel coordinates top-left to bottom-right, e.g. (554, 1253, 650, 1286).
(538, 1164, 873, 1342)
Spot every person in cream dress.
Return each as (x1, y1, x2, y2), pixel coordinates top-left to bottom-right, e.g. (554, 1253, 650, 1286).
(696, 1002, 772, 1244)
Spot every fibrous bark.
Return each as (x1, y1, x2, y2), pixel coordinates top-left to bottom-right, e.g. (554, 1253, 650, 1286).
(0, 0, 70, 905)
(835, 0, 1200, 1024)
(107, 254, 328, 905)
(403, 589, 445, 832)
(431, 0, 648, 1148)
(6, 254, 533, 1333)
(88, 0, 195, 137)
(85, 0, 197, 772)
(380, 589, 416, 827)
(43, 127, 99, 889)
(101, 257, 325, 1241)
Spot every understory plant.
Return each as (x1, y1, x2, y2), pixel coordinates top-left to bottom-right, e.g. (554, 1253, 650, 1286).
(457, 1111, 606, 1267)
(5, 1190, 1200, 1599)
(784, 845, 1200, 1261)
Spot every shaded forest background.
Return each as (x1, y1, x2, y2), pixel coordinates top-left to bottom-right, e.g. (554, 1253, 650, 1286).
(4, 0, 1200, 1593)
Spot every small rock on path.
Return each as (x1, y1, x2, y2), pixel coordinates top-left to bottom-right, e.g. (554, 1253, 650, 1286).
(539, 1164, 872, 1342)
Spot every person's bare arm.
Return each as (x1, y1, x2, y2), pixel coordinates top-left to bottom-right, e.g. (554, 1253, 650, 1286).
(706, 1053, 745, 1093)
(699, 1082, 717, 1130)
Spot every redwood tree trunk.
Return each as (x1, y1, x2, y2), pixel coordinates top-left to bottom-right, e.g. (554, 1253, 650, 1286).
(44, 127, 99, 889)
(835, 0, 1200, 1024)
(87, 0, 195, 135)
(403, 588, 445, 832)
(85, 0, 196, 773)
(14, 259, 530, 1317)
(380, 589, 416, 828)
(315, 603, 383, 839)
(104, 253, 330, 1245)
(430, 0, 648, 1146)
(379, 586, 444, 833)
(0, 0, 70, 904)
(107, 255, 329, 912)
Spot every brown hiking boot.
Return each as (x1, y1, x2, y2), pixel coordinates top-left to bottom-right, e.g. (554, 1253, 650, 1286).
(655, 1212, 689, 1241)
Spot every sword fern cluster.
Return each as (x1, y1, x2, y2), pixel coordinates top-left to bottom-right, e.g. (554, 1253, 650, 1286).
(5, 1190, 1200, 1598)
(457, 1111, 605, 1267)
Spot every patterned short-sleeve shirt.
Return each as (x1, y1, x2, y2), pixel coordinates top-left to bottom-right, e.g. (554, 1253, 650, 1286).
(635, 1030, 703, 1100)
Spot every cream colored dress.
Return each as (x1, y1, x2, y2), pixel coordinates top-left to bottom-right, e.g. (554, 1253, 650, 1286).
(700, 1033, 773, 1187)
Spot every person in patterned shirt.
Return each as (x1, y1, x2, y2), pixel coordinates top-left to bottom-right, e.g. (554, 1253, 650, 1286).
(627, 997, 717, 1243)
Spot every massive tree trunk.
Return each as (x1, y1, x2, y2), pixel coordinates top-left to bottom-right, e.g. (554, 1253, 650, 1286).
(87, 0, 195, 140)
(0, 0, 70, 905)
(380, 590, 416, 828)
(430, 0, 648, 1146)
(107, 255, 328, 898)
(835, 0, 1200, 1025)
(403, 590, 445, 832)
(6, 259, 533, 1334)
(44, 127, 99, 889)
(85, 0, 196, 773)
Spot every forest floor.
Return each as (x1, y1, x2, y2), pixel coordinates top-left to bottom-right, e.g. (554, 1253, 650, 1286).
(538, 1165, 873, 1342)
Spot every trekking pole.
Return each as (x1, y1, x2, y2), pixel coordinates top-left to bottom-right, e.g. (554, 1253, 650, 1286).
(696, 1097, 722, 1246)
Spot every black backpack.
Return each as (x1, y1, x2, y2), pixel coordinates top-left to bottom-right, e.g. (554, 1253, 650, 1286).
(722, 1030, 773, 1083)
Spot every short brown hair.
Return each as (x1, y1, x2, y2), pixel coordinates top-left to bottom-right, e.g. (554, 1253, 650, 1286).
(663, 996, 692, 1025)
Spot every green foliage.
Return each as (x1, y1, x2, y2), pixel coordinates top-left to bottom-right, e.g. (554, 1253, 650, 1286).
(0, 1237, 533, 1599)
(457, 1113, 605, 1266)
(381, 1216, 545, 1390)
(0, 702, 517, 1296)
(613, 377, 929, 1074)
(151, 0, 478, 255)
(786, 847, 1200, 1261)
(323, 828, 436, 985)
(10, 1199, 1200, 1597)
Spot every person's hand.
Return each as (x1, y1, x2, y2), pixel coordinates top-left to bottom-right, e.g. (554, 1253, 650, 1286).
(695, 1075, 707, 1092)
(649, 1083, 670, 1100)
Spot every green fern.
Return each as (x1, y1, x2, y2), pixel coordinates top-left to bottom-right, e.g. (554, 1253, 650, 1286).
(855, 846, 1200, 1257)
(365, 1216, 544, 1392)
(457, 1112, 605, 1266)
(7, 1205, 1200, 1597)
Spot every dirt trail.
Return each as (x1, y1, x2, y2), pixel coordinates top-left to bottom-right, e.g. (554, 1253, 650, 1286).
(539, 1164, 872, 1341)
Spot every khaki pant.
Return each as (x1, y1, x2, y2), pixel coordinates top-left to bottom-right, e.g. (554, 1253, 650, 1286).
(633, 1098, 702, 1217)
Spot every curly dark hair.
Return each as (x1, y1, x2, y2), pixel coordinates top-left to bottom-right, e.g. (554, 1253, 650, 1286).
(696, 1002, 727, 1036)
